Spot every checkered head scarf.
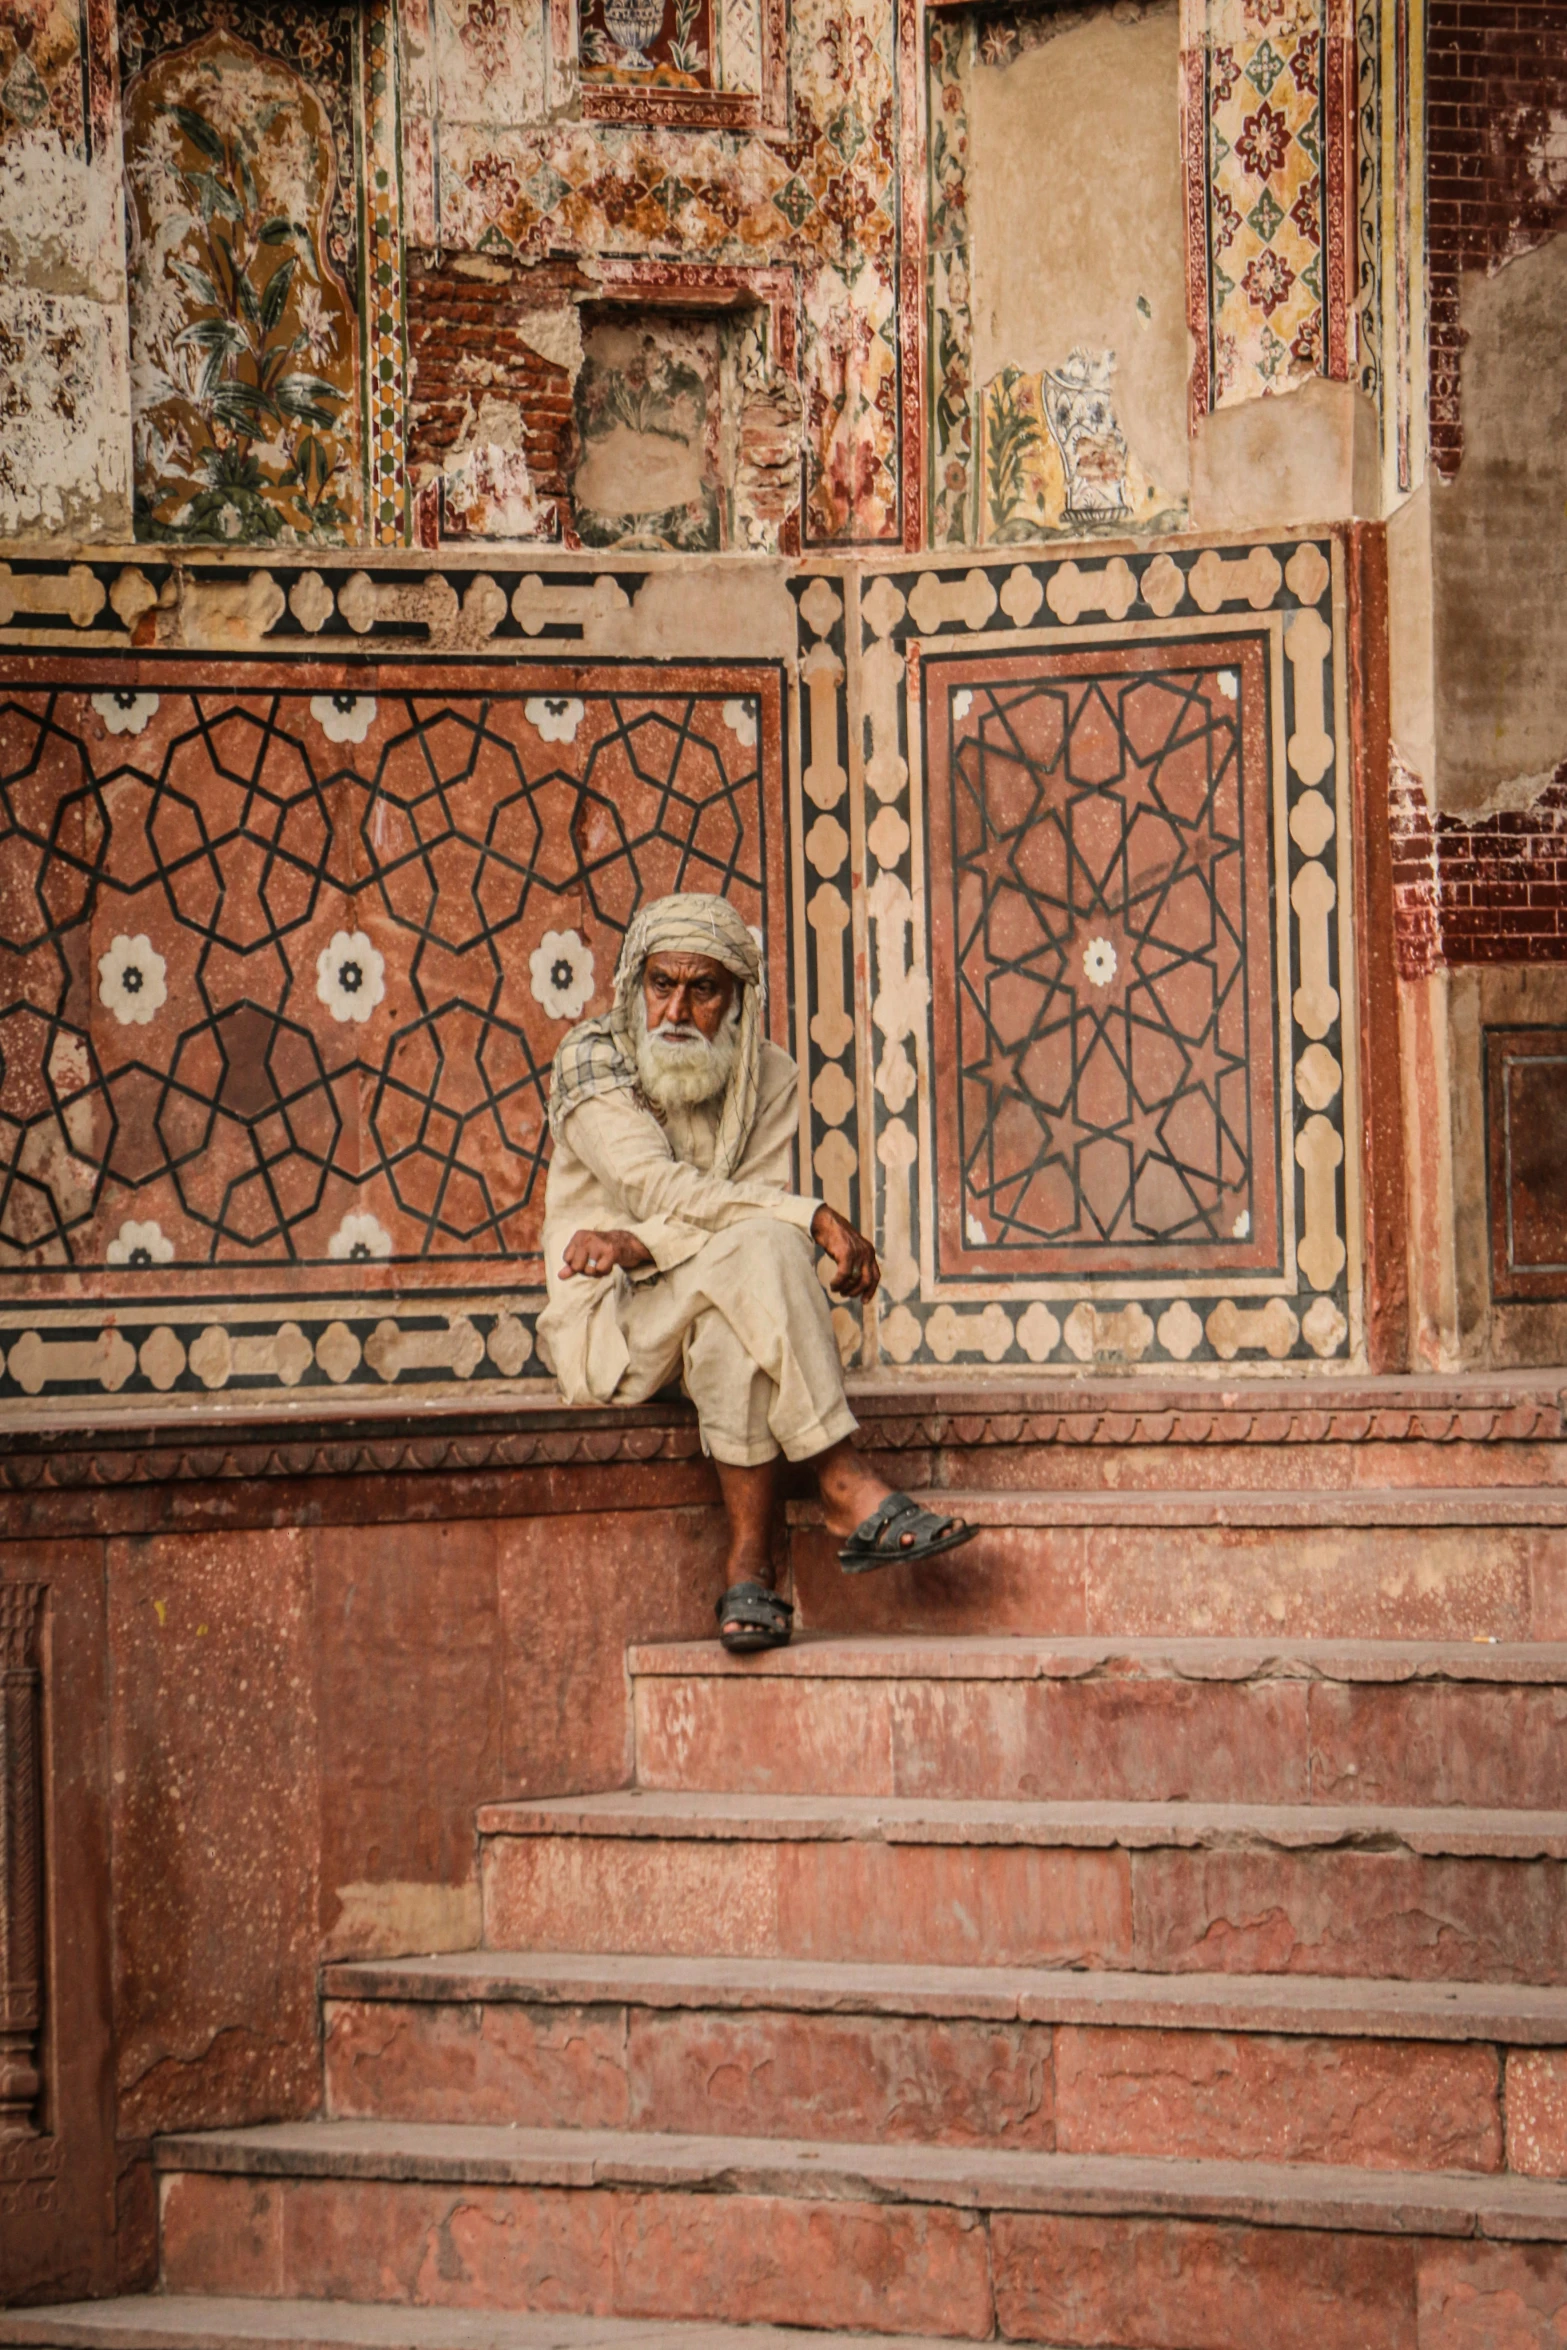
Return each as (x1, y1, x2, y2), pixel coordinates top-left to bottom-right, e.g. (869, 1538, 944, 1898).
(547, 894, 764, 1178)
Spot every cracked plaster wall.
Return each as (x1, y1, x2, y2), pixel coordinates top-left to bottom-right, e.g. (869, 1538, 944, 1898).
(967, 0, 1191, 534)
(0, 1, 132, 541)
(1429, 233, 1567, 817)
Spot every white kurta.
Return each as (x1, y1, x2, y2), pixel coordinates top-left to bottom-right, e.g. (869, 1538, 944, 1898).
(536, 1040, 858, 1465)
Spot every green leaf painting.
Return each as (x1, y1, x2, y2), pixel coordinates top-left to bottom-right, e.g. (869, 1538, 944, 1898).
(126, 35, 358, 546)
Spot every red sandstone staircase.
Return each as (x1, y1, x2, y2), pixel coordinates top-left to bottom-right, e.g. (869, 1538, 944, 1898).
(8, 1383, 1567, 2348)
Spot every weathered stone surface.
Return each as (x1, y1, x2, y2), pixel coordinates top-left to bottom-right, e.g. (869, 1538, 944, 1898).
(608, 2191, 994, 2336)
(1129, 1846, 1567, 1983)
(483, 1832, 781, 1961)
(623, 2010, 1053, 2148)
(1507, 2052, 1567, 2180)
(791, 1521, 1544, 1643)
(109, 1529, 321, 2139)
(1307, 1682, 1567, 1809)
(158, 2175, 284, 2296)
(314, 1520, 503, 1960)
(497, 1507, 726, 1799)
(635, 1671, 1311, 1804)
(163, 2172, 995, 2336)
(990, 2211, 1418, 2350)
(483, 1830, 1135, 1970)
(323, 2000, 632, 2130)
(281, 2180, 614, 2308)
(1417, 2242, 1567, 2350)
(1053, 2027, 1501, 2171)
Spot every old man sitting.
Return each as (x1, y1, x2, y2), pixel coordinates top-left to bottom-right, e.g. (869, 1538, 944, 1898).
(537, 892, 973, 1650)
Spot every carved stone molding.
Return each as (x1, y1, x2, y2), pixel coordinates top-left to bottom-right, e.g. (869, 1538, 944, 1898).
(0, 1583, 43, 2139)
(0, 1383, 1563, 1502)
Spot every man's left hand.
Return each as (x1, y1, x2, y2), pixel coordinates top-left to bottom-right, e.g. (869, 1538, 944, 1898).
(811, 1203, 881, 1299)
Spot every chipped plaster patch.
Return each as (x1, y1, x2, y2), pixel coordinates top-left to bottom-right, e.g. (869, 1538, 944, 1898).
(0, 128, 126, 296)
(516, 304, 584, 378)
(0, 288, 131, 537)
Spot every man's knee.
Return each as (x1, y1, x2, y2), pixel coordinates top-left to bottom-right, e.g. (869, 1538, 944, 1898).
(700, 1216, 815, 1286)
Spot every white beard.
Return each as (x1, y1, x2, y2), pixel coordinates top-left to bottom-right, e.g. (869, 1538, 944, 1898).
(634, 994, 740, 1111)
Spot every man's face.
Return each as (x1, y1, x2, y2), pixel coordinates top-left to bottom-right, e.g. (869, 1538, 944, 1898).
(642, 951, 735, 1039)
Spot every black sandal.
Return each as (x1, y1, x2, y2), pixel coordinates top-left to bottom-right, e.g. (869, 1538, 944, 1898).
(716, 1580, 794, 1654)
(838, 1491, 978, 1575)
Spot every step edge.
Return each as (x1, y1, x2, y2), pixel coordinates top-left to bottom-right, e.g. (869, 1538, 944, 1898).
(625, 1635, 1567, 1684)
(786, 1487, 1567, 1526)
(317, 1954, 1567, 2042)
(0, 2306, 959, 2350)
(147, 2122, 1567, 2240)
(473, 1791, 1567, 1859)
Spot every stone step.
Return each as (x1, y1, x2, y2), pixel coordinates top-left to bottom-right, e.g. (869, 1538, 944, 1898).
(477, 1791, 1567, 1983)
(784, 1487, 1567, 1641)
(0, 2305, 959, 2350)
(320, 1950, 1567, 2174)
(628, 1635, 1567, 1807)
(153, 2121, 1567, 2344)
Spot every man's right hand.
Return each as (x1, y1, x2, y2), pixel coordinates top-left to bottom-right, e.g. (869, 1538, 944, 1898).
(810, 1203, 881, 1299)
(560, 1227, 655, 1279)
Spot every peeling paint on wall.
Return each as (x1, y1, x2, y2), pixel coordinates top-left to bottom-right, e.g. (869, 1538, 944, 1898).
(0, 0, 132, 539)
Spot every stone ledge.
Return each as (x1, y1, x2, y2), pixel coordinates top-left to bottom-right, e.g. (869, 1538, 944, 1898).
(320, 1948, 1567, 2045)
(624, 1634, 1567, 1682)
(0, 2304, 955, 2350)
(2, 1372, 1566, 1491)
(147, 2118, 1567, 2239)
(477, 1789, 1567, 1860)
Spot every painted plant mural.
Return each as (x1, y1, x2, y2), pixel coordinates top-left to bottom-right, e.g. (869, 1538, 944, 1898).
(124, 30, 361, 544)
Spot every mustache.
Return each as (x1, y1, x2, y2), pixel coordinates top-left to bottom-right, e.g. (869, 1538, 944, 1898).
(650, 1022, 705, 1044)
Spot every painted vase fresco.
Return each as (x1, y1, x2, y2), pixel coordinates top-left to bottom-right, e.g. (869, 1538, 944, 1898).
(981, 352, 1186, 544)
(123, 30, 361, 545)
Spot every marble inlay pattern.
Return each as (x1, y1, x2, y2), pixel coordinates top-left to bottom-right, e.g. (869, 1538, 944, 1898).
(796, 534, 1361, 1372)
(0, 603, 791, 1417)
(0, 539, 1360, 1413)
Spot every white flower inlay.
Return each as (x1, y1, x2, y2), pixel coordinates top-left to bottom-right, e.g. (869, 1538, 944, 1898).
(1218, 671, 1238, 701)
(310, 693, 377, 745)
(106, 1218, 174, 1266)
(952, 690, 973, 722)
(529, 929, 595, 1021)
(1231, 1209, 1251, 1239)
(97, 933, 168, 1026)
(92, 690, 159, 736)
(525, 695, 585, 745)
(722, 698, 758, 747)
(327, 1211, 393, 1262)
(315, 930, 386, 1024)
(1081, 936, 1118, 989)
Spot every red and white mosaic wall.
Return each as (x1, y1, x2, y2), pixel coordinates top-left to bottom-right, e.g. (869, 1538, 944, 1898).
(0, 536, 1360, 1417)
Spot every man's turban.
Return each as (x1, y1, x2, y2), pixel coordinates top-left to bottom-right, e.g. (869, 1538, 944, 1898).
(547, 893, 764, 1177)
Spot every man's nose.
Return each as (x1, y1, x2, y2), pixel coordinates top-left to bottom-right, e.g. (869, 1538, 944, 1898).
(665, 983, 692, 1024)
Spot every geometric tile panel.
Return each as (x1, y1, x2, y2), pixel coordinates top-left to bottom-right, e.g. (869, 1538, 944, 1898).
(924, 641, 1279, 1281)
(0, 641, 787, 1417)
(0, 661, 784, 1272)
(800, 535, 1362, 1374)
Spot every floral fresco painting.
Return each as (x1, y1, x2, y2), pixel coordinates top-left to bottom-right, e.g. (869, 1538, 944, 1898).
(124, 30, 361, 544)
(571, 313, 721, 551)
(980, 351, 1186, 544)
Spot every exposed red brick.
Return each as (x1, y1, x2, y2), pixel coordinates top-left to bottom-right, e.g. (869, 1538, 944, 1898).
(1425, 0, 1567, 474)
(1390, 762, 1567, 971)
(404, 252, 593, 532)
